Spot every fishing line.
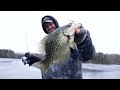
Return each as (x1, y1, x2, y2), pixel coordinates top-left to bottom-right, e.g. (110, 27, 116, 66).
(25, 29, 29, 53)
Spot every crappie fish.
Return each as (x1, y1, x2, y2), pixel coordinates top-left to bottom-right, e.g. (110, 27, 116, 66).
(33, 22, 79, 72)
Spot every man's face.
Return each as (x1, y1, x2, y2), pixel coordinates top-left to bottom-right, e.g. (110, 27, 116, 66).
(44, 22, 56, 34)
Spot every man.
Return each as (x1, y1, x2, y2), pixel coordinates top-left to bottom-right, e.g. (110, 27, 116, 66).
(22, 15, 95, 79)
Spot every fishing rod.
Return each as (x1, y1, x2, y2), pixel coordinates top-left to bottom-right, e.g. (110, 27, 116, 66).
(22, 29, 30, 65)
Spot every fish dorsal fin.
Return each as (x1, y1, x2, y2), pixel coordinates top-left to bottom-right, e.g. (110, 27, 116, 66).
(37, 35, 49, 56)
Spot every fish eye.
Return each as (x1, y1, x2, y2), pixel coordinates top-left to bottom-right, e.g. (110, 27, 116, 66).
(67, 23, 71, 27)
(68, 25, 70, 27)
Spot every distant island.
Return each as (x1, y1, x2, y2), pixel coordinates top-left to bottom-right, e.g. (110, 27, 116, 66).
(0, 49, 120, 65)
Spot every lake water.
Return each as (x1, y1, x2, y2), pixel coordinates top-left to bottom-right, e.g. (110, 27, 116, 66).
(0, 58, 120, 79)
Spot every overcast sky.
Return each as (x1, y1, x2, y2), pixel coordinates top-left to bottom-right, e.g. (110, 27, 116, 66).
(0, 11, 120, 54)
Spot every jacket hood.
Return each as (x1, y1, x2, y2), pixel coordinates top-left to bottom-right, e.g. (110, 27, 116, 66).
(41, 15, 59, 34)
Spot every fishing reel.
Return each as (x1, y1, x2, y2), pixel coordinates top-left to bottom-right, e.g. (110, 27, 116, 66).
(21, 52, 30, 65)
(21, 56, 30, 65)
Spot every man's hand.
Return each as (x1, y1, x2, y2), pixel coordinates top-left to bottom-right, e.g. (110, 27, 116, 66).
(75, 23, 82, 34)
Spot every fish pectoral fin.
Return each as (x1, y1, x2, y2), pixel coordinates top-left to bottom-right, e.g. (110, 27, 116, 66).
(31, 61, 42, 69)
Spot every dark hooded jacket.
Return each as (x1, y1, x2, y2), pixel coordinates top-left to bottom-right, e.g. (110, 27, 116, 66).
(27, 15, 95, 79)
(40, 15, 95, 79)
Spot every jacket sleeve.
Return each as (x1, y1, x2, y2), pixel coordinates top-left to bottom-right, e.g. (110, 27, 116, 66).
(27, 54, 45, 66)
(74, 27, 96, 62)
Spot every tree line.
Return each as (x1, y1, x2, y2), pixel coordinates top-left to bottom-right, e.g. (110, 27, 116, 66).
(86, 52, 120, 65)
(0, 49, 120, 65)
(0, 49, 42, 59)
(0, 49, 24, 59)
